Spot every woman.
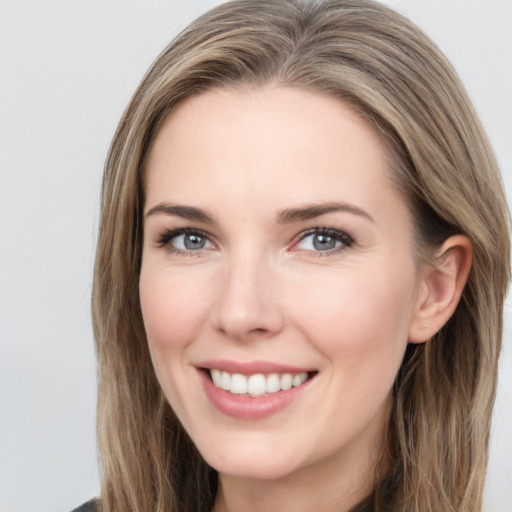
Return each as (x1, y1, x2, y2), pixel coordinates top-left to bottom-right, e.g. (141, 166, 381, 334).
(80, 0, 510, 510)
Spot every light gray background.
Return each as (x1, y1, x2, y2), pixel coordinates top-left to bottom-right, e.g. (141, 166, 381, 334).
(0, 1, 510, 511)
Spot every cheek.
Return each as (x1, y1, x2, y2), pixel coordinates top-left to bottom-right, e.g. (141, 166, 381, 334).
(288, 264, 416, 370)
(286, 267, 417, 449)
(139, 266, 212, 355)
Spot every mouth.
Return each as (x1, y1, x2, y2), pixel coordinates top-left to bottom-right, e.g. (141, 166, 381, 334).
(196, 360, 318, 420)
(205, 369, 317, 397)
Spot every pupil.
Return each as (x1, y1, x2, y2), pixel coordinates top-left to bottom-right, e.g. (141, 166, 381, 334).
(184, 234, 205, 250)
(313, 234, 336, 251)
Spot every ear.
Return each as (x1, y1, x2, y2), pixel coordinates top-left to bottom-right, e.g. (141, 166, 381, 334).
(408, 235, 473, 344)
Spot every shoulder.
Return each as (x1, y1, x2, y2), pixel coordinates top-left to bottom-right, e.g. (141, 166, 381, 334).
(70, 499, 99, 512)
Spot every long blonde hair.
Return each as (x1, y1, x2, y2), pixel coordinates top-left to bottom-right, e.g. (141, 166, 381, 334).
(92, 1, 511, 510)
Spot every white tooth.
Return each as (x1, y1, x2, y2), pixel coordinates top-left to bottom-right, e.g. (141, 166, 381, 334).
(293, 372, 308, 387)
(280, 373, 293, 391)
(211, 369, 221, 387)
(221, 371, 231, 391)
(266, 373, 281, 393)
(230, 373, 248, 394)
(248, 374, 266, 397)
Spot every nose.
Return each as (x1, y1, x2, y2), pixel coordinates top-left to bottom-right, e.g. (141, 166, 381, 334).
(210, 251, 284, 341)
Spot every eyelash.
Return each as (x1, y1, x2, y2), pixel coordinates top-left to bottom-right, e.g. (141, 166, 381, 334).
(154, 226, 354, 257)
(294, 227, 354, 257)
(155, 228, 214, 257)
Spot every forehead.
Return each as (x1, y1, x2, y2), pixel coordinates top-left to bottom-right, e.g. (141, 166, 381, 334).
(144, 86, 405, 222)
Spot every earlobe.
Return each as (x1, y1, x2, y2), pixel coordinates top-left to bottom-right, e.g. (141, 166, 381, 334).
(408, 235, 473, 344)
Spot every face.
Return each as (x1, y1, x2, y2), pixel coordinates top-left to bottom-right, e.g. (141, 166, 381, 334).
(140, 86, 424, 483)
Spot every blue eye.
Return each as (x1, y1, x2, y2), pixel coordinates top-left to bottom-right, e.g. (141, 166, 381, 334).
(157, 229, 214, 253)
(296, 229, 352, 253)
(173, 233, 208, 250)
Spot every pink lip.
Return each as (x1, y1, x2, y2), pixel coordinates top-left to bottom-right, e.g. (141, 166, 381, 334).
(197, 365, 316, 421)
(197, 359, 313, 375)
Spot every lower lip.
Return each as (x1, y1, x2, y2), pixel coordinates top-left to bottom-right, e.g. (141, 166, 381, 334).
(199, 370, 314, 421)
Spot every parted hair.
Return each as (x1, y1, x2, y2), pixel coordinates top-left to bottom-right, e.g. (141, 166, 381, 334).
(92, 1, 510, 511)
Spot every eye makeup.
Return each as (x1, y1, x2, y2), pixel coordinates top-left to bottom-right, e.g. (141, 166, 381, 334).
(152, 225, 355, 259)
(292, 227, 354, 257)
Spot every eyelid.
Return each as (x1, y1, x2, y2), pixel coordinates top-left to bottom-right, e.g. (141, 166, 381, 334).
(155, 227, 217, 253)
(292, 227, 354, 254)
(152, 225, 354, 257)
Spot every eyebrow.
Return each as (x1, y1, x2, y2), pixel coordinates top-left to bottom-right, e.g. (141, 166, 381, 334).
(145, 201, 374, 224)
(145, 203, 214, 223)
(276, 202, 374, 224)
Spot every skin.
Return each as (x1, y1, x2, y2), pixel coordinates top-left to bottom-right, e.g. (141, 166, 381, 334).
(139, 86, 471, 512)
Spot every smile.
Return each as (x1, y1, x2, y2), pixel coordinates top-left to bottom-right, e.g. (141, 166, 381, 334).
(197, 361, 318, 420)
(210, 369, 309, 397)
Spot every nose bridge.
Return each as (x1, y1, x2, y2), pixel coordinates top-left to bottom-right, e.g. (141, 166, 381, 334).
(211, 244, 283, 340)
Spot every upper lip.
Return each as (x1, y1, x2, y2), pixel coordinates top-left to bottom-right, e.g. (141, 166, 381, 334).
(196, 359, 314, 375)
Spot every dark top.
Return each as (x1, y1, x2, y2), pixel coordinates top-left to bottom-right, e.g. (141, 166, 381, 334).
(71, 499, 97, 512)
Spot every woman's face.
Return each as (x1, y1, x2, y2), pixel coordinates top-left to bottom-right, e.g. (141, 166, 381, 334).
(140, 86, 425, 482)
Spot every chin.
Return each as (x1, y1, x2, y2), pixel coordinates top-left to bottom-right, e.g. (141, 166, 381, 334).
(209, 456, 300, 481)
(197, 434, 306, 481)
